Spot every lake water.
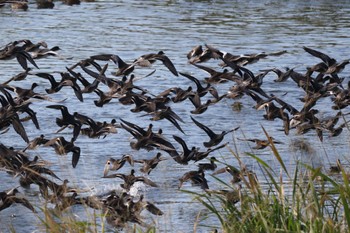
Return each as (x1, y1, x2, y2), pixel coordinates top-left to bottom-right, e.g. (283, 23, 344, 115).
(1, 0, 350, 232)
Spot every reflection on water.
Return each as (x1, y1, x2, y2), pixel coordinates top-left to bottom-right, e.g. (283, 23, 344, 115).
(1, 0, 350, 232)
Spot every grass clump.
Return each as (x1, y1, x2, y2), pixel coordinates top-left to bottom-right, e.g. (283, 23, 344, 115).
(190, 129, 350, 233)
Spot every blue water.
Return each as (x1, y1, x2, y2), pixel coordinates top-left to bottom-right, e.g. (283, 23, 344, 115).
(1, 0, 350, 232)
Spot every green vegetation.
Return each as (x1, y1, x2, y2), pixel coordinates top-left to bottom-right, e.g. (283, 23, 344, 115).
(188, 129, 350, 233)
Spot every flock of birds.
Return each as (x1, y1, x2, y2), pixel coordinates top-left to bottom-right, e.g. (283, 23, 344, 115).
(0, 0, 92, 10)
(1, 38, 350, 229)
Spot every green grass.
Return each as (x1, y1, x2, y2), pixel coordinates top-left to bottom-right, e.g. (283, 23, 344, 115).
(187, 128, 350, 233)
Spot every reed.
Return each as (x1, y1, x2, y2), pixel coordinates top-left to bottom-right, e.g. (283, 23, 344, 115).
(36, 205, 103, 233)
(187, 128, 350, 233)
(35, 203, 157, 233)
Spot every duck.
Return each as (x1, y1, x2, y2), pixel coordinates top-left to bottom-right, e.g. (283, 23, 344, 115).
(189, 92, 212, 114)
(0, 188, 36, 212)
(212, 166, 242, 184)
(191, 116, 239, 148)
(187, 45, 203, 60)
(128, 194, 164, 216)
(103, 154, 135, 177)
(205, 188, 240, 205)
(133, 51, 178, 76)
(66, 67, 100, 94)
(148, 106, 185, 134)
(179, 72, 219, 99)
(44, 136, 81, 168)
(329, 159, 342, 173)
(120, 119, 176, 153)
(46, 104, 82, 142)
(192, 142, 228, 162)
(0, 41, 39, 70)
(54, 192, 82, 211)
(193, 63, 237, 83)
(303, 46, 350, 78)
(171, 135, 198, 165)
(188, 44, 224, 64)
(103, 169, 158, 191)
(10, 0, 28, 11)
(2, 68, 32, 85)
(134, 152, 166, 175)
(56, 72, 84, 102)
(197, 157, 218, 171)
(62, 0, 80, 6)
(23, 134, 48, 151)
(238, 136, 282, 150)
(44, 179, 72, 200)
(178, 169, 209, 190)
(3, 83, 56, 103)
(36, 0, 54, 9)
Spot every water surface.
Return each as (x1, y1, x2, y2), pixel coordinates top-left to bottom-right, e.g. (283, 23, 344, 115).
(1, 1, 350, 232)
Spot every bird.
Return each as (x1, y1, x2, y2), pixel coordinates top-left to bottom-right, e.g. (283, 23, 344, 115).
(187, 45, 203, 60)
(179, 72, 219, 99)
(205, 189, 240, 205)
(171, 135, 198, 165)
(62, 0, 80, 6)
(120, 119, 176, 153)
(23, 134, 49, 151)
(36, 0, 55, 9)
(329, 159, 342, 173)
(178, 169, 209, 190)
(46, 104, 82, 142)
(0, 188, 36, 213)
(134, 152, 166, 174)
(197, 157, 218, 171)
(212, 166, 242, 184)
(191, 116, 239, 148)
(128, 194, 164, 216)
(303, 46, 350, 77)
(0, 40, 39, 70)
(103, 154, 135, 177)
(54, 192, 82, 211)
(44, 136, 81, 168)
(66, 66, 100, 94)
(189, 92, 212, 114)
(191, 142, 228, 162)
(103, 169, 158, 191)
(148, 106, 185, 134)
(133, 51, 178, 76)
(238, 136, 282, 149)
(10, 0, 29, 11)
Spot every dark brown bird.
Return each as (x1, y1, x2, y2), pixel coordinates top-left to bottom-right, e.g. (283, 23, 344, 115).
(329, 159, 342, 173)
(133, 51, 178, 76)
(191, 116, 239, 148)
(103, 169, 158, 191)
(189, 92, 212, 114)
(212, 166, 242, 184)
(178, 169, 209, 190)
(171, 135, 198, 165)
(303, 46, 350, 76)
(0, 40, 39, 70)
(238, 136, 282, 149)
(44, 136, 81, 168)
(197, 156, 218, 171)
(103, 154, 135, 177)
(46, 104, 82, 142)
(134, 152, 166, 174)
(120, 119, 176, 153)
(179, 72, 219, 99)
(0, 188, 36, 213)
(23, 134, 48, 151)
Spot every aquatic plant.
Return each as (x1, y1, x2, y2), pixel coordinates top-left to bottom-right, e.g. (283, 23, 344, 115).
(187, 128, 350, 233)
